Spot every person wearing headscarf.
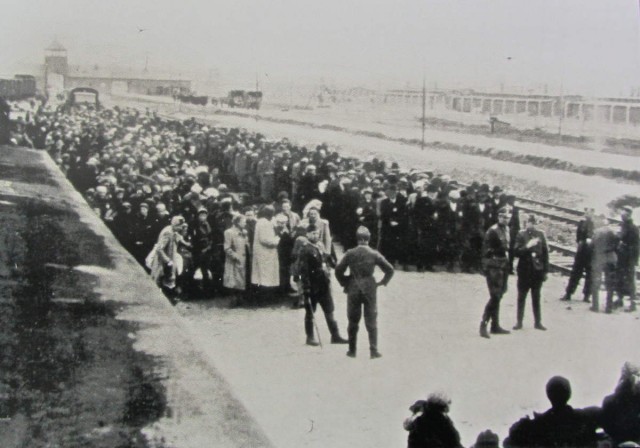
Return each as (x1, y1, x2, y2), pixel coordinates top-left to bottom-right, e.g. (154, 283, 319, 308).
(146, 215, 190, 294)
(223, 214, 250, 304)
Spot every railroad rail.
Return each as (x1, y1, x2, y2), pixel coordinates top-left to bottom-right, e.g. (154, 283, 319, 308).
(152, 108, 636, 281)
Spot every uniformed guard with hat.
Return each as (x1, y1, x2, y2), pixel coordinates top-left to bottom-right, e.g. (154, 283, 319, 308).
(479, 206, 513, 338)
(335, 226, 395, 358)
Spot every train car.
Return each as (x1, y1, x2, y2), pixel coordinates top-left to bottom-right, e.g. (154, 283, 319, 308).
(0, 75, 37, 100)
(226, 90, 263, 109)
(67, 87, 100, 108)
(15, 75, 36, 98)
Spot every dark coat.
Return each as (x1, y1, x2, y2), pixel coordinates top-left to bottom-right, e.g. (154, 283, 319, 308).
(483, 223, 511, 296)
(406, 407, 462, 448)
(299, 242, 332, 302)
(505, 405, 599, 448)
(514, 228, 549, 280)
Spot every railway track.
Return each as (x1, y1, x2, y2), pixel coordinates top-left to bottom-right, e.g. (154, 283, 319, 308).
(152, 107, 637, 280)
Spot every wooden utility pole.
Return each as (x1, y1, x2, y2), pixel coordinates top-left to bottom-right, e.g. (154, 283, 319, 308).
(421, 75, 426, 151)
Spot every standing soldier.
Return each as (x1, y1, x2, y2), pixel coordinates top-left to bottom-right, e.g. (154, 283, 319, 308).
(590, 214, 619, 313)
(614, 207, 639, 312)
(335, 226, 394, 359)
(512, 215, 549, 330)
(299, 225, 348, 346)
(479, 207, 512, 338)
(559, 208, 594, 302)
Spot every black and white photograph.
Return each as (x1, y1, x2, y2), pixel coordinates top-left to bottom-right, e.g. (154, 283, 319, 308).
(0, 1, 639, 447)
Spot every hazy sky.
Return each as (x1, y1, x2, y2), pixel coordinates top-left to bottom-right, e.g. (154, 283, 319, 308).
(3, 0, 640, 95)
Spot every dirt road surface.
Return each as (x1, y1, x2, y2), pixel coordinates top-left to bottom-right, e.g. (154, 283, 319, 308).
(175, 271, 640, 447)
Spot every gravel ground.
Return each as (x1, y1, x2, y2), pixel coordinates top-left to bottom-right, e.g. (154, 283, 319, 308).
(175, 271, 640, 447)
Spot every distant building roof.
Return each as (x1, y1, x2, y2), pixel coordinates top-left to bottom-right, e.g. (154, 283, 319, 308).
(46, 39, 66, 52)
(65, 65, 189, 82)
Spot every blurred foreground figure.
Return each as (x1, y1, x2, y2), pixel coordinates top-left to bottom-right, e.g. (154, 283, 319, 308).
(403, 393, 462, 448)
(335, 226, 394, 359)
(599, 362, 640, 446)
(505, 375, 599, 447)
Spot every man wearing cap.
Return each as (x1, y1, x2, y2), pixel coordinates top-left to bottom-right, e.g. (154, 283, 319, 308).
(560, 208, 594, 302)
(614, 207, 638, 312)
(513, 214, 549, 330)
(188, 207, 213, 297)
(131, 202, 155, 268)
(379, 184, 409, 268)
(335, 226, 394, 359)
(414, 183, 439, 271)
(479, 206, 513, 338)
(299, 225, 348, 346)
(357, 188, 378, 247)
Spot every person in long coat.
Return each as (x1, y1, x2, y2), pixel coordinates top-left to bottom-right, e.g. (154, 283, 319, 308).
(146, 215, 189, 292)
(251, 205, 282, 293)
(590, 215, 619, 313)
(614, 207, 639, 312)
(224, 214, 249, 299)
(379, 184, 408, 267)
(512, 214, 549, 330)
(300, 204, 332, 256)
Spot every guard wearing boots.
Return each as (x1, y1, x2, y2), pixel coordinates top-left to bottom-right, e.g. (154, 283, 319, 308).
(335, 226, 394, 359)
(512, 215, 549, 330)
(480, 207, 512, 338)
(299, 225, 348, 346)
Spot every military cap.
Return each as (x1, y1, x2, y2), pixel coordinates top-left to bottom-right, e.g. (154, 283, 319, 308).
(356, 226, 371, 239)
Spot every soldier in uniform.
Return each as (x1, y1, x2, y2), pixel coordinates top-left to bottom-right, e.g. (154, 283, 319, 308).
(512, 215, 549, 330)
(299, 225, 348, 346)
(479, 207, 512, 338)
(614, 206, 639, 312)
(560, 208, 594, 302)
(590, 214, 619, 313)
(335, 226, 394, 359)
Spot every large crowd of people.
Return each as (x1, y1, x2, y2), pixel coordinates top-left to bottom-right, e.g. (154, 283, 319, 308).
(3, 99, 638, 327)
(11, 101, 526, 296)
(3, 97, 639, 445)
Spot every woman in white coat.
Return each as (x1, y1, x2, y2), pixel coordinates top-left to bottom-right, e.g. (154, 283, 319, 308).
(251, 205, 283, 300)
